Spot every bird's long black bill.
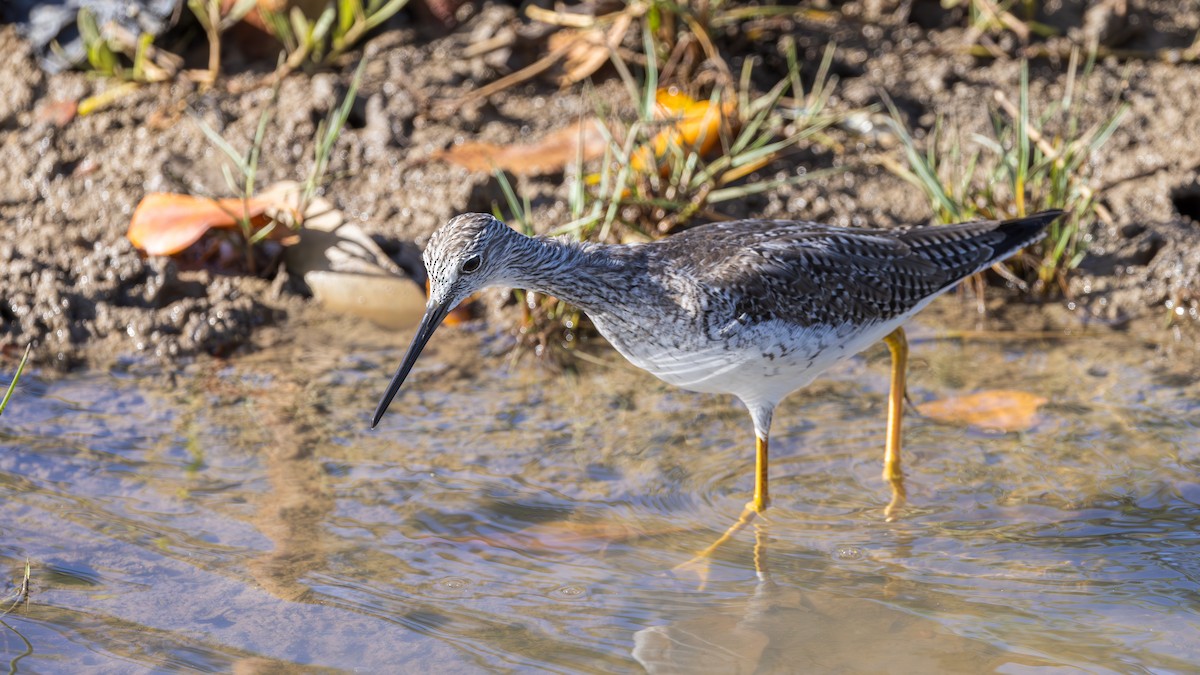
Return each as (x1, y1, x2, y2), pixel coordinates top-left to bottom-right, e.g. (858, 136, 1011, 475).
(372, 303, 450, 428)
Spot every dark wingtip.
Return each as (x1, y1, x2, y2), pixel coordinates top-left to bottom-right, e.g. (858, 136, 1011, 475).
(1027, 209, 1065, 226)
(1007, 209, 1065, 230)
(996, 209, 1065, 253)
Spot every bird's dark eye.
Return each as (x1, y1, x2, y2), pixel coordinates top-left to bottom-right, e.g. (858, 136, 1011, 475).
(461, 255, 482, 274)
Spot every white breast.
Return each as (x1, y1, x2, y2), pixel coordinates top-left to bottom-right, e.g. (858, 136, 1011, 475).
(593, 307, 924, 410)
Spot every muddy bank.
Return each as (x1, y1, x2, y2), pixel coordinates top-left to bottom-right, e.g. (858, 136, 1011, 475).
(0, 1, 1197, 369)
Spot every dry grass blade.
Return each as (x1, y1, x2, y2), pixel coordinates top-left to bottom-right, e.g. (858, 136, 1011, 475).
(449, 3, 646, 111)
(554, 12, 634, 86)
(447, 41, 574, 111)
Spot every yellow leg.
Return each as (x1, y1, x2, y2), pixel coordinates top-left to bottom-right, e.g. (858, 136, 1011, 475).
(675, 434, 770, 581)
(752, 433, 769, 513)
(686, 434, 770, 560)
(882, 327, 908, 520)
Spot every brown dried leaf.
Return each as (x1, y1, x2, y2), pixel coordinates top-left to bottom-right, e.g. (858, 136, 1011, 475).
(550, 12, 633, 86)
(34, 99, 78, 128)
(433, 119, 607, 176)
(917, 389, 1049, 432)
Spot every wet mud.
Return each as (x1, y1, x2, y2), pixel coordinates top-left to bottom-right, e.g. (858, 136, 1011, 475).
(0, 0, 1198, 370)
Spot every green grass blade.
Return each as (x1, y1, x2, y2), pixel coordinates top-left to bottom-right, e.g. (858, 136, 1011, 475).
(194, 115, 250, 178)
(247, 220, 278, 245)
(311, 5, 337, 52)
(338, 0, 357, 35)
(304, 58, 367, 210)
(364, 0, 410, 31)
(493, 167, 530, 234)
(1016, 61, 1030, 215)
(882, 95, 959, 221)
(0, 345, 32, 417)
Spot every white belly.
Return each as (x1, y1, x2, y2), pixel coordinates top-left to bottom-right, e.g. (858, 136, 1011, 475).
(594, 307, 924, 409)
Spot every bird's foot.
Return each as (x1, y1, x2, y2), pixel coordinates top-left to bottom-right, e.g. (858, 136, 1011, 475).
(672, 504, 764, 589)
(883, 477, 907, 522)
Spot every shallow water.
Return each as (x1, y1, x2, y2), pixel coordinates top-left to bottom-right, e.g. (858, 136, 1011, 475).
(1, 301, 1199, 673)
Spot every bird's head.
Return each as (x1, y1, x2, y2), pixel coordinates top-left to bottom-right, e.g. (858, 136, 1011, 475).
(372, 213, 520, 427)
(422, 213, 520, 310)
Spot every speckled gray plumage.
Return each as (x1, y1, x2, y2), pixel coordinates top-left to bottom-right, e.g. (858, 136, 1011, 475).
(375, 210, 1061, 430)
(643, 215, 1057, 329)
(423, 211, 1058, 339)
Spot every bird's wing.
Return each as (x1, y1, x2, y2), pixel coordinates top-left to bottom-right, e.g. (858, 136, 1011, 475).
(661, 219, 1018, 328)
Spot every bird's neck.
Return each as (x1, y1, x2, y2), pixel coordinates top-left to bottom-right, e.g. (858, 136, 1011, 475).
(513, 235, 640, 315)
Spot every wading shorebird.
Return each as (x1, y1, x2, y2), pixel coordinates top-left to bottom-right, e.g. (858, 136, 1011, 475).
(373, 210, 1062, 555)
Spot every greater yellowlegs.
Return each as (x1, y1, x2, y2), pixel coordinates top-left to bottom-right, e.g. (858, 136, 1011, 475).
(373, 210, 1062, 541)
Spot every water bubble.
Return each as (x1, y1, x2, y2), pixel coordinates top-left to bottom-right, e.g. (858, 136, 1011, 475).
(440, 577, 470, 590)
(833, 547, 864, 561)
(554, 585, 586, 599)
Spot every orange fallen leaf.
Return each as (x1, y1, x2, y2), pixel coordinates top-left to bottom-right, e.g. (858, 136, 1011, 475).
(917, 389, 1048, 432)
(631, 89, 739, 175)
(434, 120, 607, 176)
(127, 193, 280, 256)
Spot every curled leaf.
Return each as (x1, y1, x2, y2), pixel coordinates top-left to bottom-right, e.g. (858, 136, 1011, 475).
(127, 193, 276, 255)
(917, 389, 1048, 432)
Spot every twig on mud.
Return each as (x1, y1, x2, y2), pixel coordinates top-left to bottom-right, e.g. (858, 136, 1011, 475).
(442, 40, 575, 114)
(187, 0, 258, 87)
(462, 31, 516, 58)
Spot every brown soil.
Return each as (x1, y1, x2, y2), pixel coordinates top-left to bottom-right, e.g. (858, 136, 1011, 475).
(1, 0, 1198, 369)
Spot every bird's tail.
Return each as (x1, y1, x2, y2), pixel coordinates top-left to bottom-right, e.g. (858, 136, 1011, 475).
(988, 210, 1064, 263)
(900, 209, 1065, 282)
